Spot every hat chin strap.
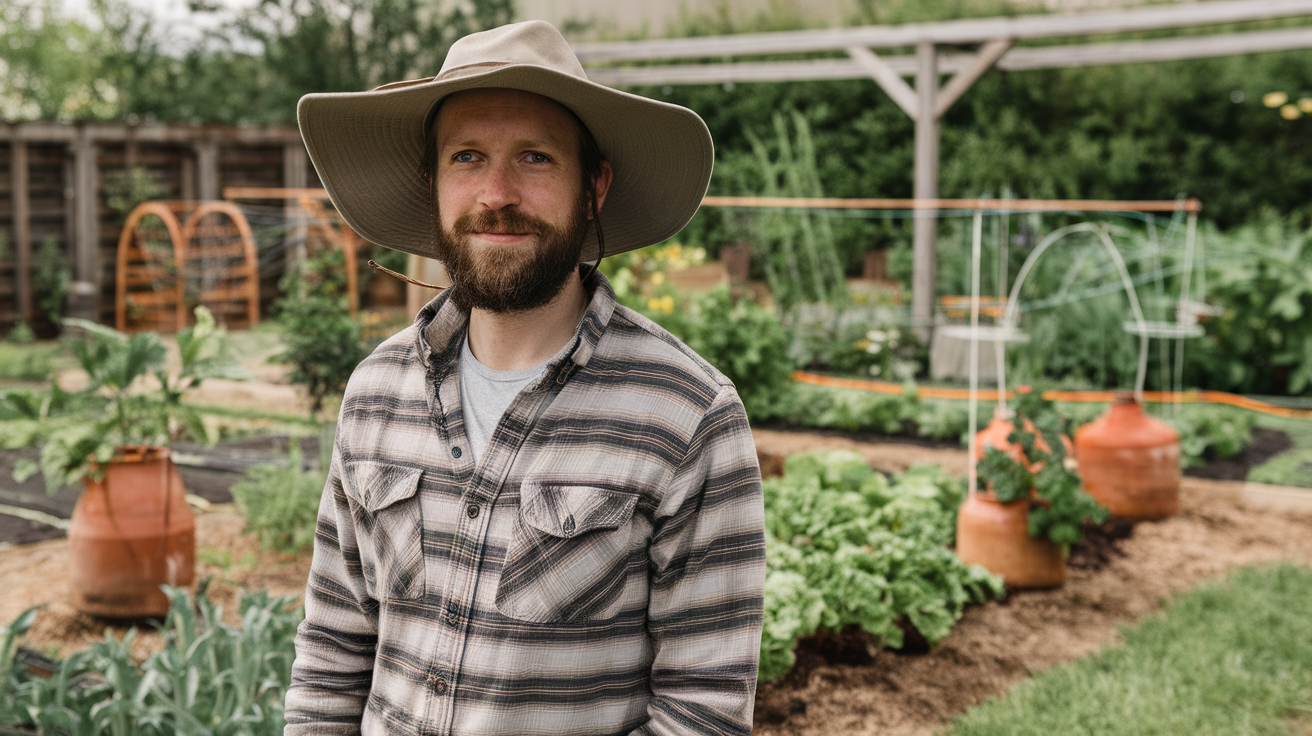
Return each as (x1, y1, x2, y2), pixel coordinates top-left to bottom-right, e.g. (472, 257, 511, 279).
(368, 259, 447, 291)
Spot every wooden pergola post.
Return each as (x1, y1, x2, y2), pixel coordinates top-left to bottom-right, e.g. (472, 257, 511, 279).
(912, 43, 940, 337)
(10, 140, 32, 324)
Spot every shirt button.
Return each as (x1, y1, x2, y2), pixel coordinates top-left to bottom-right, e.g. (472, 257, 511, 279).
(445, 607, 459, 625)
(466, 504, 480, 519)
(451, 446, 462, 459)
(434, 678, 447, 694)
(562, 514, 575, 535)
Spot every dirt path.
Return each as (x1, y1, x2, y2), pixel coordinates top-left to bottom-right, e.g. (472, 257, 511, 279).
(753, 428, 969, 476)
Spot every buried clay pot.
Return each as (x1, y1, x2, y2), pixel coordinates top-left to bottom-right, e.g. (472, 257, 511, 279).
(955, 493, 1065, 589)
(1074, 392, 1181, 520)
(68, 446, 195, 618)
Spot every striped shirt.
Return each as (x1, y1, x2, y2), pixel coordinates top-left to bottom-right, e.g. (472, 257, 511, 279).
(284, 273, 766, 736)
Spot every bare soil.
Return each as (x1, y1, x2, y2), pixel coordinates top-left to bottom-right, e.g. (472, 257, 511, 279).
(1, 430, 1310, 736)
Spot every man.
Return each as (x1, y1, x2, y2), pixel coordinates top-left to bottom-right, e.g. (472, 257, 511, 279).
(285, 19, 766, 736)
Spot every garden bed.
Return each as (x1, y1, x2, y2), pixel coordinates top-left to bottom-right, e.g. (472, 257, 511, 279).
(1, 431, 1310, 735)
(750, 476, 1312, 735)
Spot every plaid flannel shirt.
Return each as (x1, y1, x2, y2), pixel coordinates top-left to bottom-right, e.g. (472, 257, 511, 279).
(284, 273, 766, 736)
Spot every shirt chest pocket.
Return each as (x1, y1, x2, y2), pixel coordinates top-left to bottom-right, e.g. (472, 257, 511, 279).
(495, 483, 641, 624)
(342, 460, 426, 602)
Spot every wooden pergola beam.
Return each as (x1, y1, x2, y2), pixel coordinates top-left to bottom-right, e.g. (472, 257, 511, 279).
(573, 0, 1312, 62)
(936, 38, 1014, 118)
(845, 45, 918, 120)
(584, 25, 1312, 86)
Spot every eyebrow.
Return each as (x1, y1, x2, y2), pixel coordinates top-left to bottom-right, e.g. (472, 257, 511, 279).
(440, 136, 567, 152)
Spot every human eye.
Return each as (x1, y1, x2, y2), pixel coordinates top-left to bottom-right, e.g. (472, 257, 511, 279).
(452, 151, 479, 164)
(525, 151, 551, 165)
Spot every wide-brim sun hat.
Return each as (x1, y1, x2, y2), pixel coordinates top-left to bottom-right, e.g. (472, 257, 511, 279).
(297, 19, 714, 262)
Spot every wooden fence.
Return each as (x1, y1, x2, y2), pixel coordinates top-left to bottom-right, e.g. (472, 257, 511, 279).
(0, 123, 315, 333)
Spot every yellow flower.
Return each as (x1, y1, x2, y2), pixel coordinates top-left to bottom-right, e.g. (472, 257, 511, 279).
(1264, 91, 1289, 108)
(659, 295, 675, 313)
(650, 271, 665, 286)
(1281, 104, 1301, 120)
(647, 297, 662, 313)
(1300, 98, 1312, 114)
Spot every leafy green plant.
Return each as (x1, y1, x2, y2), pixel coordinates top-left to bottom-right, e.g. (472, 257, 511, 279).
(1166, 406, 1256, 468)
(1188, 217, 1312, 395)
(34, 236, 69, 333)
(231, 440, 328, 554)
(743, 110, 846, 310)
(102, 166, 168, 223)
(976, 392, 1109, 547)
(13, 306, 249, 492)
(760, 451, 1003, 682)
(272, 247, 368, 416)
(0, 583, 303, 735)
(659, 286, 794, 422)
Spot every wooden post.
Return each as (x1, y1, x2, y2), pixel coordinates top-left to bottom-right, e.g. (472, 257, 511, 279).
(70, 129, 100, 321)
(11, 140, 32, 324)
(911, 42, 939, 338)
(181, 155, 196, 202)
(283, 142, 309, 272)
(195, 140, 219, 201)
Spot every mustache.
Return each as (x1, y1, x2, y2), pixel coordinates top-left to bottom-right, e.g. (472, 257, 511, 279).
(453, 208, 551, 237)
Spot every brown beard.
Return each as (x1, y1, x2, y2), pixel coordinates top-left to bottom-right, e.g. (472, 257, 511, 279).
(434, 193, 590, 314)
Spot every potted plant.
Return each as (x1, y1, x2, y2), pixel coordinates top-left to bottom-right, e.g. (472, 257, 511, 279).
(957, 391, 1109, 589)
(15, 306, 248, 617)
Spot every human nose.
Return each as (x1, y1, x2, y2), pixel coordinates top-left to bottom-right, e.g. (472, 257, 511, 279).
(477, 161, 521, 211)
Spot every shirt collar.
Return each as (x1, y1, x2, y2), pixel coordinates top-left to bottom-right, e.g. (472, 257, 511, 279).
(413, 269, 618, 380)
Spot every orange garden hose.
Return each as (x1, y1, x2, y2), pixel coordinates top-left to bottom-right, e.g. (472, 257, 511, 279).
(791, 371, 1312, 421)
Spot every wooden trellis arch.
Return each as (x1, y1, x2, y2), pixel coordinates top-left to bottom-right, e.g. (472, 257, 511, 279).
(116, 201, 261, 333)
(115, 202, 187, 333)
(180, 202, 261, 330)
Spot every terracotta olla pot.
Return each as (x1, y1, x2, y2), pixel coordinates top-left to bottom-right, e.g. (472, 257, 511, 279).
(958, 411, 1065, 589)
(956, 493, 1065, 589)
(68, 446, 195, 618)
(1074, 392, 1181, 519)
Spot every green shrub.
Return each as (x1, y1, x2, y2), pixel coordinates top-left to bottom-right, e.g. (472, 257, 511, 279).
(661, 286, 794, 422)
(273, 248, 369, 416)
(34, 236, 69, 333)
(1167, 406, 1256, 467)
(231, 441, 327, 554)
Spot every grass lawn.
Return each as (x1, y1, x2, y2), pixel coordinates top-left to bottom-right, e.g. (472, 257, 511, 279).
(944, 564, 1312, 736)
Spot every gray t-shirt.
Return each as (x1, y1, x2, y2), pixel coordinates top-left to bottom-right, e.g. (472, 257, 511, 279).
(457, 336, 544, 464)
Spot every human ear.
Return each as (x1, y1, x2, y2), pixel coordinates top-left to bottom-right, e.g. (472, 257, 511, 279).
(590, 160, 614, 217)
